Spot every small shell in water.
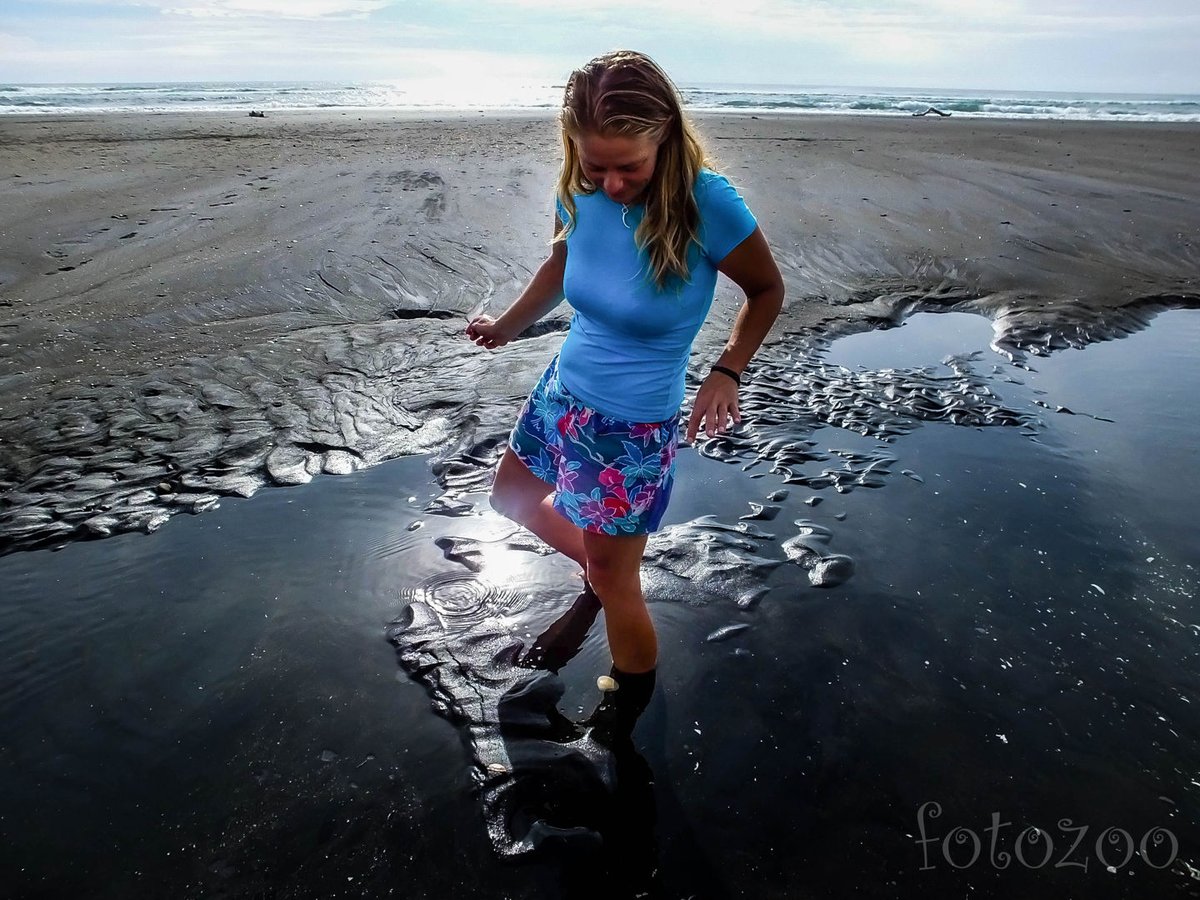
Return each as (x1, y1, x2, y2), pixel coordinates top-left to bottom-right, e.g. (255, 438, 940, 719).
(706, 623, 751, 643)
(596, 675, 619, 692)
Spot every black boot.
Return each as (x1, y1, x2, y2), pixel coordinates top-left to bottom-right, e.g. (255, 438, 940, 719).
(586, 666, 656, 747)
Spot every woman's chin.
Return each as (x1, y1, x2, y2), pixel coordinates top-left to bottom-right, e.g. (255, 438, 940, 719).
(608, 190, 644, 205)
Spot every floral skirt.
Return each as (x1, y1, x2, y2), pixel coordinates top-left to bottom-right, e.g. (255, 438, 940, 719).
(508, 356, 679, 535)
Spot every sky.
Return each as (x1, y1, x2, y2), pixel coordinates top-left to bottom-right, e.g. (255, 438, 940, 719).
(1, 0, 1197, 93)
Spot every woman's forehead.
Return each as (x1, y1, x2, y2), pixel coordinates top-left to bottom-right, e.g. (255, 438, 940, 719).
(575, 131, 657, 166)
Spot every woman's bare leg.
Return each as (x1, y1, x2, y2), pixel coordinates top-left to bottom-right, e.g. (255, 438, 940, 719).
(582, 531, 656, 674)
(492, 449, 656, 672)
(490, 447, 587, 569)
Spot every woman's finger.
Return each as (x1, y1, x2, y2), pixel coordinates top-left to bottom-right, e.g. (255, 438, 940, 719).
(706, 402, 722, 437)
(686, 405, 703, 442)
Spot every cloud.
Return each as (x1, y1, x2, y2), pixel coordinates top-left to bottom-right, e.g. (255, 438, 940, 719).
(39, 0, 399, 20)
(468, 0, 1198, 83)
(0, 31, 40, 54)
(161, 0, 392, 18)
(2, 0, 1196, 90)
(469, 0, 1198, 40)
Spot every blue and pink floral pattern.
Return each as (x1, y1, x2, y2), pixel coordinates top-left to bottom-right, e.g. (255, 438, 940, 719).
(508, 356, 679, 535)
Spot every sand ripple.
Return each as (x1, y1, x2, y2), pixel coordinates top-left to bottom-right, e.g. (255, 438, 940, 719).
(1, 278, 1196, 555)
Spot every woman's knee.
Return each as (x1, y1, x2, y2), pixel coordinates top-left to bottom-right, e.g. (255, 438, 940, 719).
(489, 481, 527, 522)
(490, 450, 538, 521)
(587, 565, 638, 604)
(584, 541, 645, 601)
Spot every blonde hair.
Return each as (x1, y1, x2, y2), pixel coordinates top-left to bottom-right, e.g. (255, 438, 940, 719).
(555, 50, 710, 289)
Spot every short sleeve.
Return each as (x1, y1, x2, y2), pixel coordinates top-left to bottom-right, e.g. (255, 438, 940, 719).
(554, 195, 571, 229)
(697, 171, 757, 263)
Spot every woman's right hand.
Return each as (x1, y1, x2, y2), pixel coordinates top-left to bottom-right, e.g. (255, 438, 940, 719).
(465, 314, 513, 350)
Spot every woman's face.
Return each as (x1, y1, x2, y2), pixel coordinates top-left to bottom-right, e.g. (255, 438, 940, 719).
(574, 131, 661, 206)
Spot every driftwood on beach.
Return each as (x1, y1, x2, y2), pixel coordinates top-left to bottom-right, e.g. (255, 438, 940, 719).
(912, 106, 952, 117)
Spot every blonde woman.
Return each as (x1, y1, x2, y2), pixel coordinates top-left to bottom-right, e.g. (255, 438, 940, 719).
(467, 50, 783, 710)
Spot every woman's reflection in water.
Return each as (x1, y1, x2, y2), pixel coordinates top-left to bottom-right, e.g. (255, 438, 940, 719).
(496, 588, 663, 897)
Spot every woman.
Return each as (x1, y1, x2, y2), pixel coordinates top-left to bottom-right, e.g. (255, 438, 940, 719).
(466, 50, 783, 696)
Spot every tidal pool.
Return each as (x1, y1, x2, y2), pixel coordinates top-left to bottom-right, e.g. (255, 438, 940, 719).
(1, 310, 1197, 899)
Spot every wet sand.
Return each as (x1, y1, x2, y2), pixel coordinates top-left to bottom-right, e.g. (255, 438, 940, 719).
(3, 314, 1199, 898)
(1, 110, 1198, 551)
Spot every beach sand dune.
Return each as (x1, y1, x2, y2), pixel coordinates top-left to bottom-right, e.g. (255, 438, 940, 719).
(0, 111, 1197, 551)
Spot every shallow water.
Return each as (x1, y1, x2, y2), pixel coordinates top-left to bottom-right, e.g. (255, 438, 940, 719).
(1, 311, 1198, 898)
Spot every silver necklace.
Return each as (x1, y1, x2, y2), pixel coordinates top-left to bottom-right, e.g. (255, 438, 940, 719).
(621, 203, 633, 229)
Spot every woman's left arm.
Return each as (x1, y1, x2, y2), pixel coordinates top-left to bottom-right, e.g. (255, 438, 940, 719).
(686, 226, 785, 442)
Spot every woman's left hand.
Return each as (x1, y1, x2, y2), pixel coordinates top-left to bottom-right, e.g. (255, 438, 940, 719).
(686, 371, 740, 442)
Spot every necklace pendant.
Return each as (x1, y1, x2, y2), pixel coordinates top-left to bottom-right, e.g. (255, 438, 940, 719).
(621, 204, 632, 229)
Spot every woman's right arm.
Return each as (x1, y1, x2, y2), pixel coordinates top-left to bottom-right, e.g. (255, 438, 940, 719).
(466, 220, 566, 350)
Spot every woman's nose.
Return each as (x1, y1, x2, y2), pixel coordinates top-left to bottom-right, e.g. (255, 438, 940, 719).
(604, 174, 624, 197)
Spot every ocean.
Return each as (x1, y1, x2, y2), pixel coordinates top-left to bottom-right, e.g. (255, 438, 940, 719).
(2, 80, 1199, 122)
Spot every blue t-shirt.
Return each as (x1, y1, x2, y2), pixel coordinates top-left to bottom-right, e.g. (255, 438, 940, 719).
(555, 169, 757, 422)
